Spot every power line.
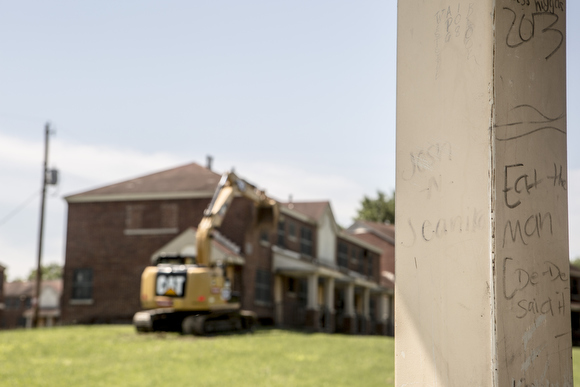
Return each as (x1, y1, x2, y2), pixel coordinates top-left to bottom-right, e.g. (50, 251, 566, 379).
(0, 189, 41, 228)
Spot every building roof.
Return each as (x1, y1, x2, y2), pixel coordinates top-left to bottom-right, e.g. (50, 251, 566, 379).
(150, 227, 244, 265)
(4, 280, 63, 297)
(347, 220, 395, 244)
(281, 201, 330, 222)
(66, 162, 221, 202)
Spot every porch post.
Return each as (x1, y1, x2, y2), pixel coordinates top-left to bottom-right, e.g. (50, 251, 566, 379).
(305, 273, 319, 330)
(273, 274, 283, 326)
(344, 282, 355, 334)
(324, 277, 335, 332)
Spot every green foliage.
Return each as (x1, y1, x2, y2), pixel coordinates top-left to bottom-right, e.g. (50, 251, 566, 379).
(356, 190, 395, 224)
(0, 326, 395, 386)
(27, 263, 62, 281)
(571, 257, 580, 268)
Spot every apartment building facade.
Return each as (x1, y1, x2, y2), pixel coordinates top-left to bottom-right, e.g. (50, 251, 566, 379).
(61, 162, 393, 334)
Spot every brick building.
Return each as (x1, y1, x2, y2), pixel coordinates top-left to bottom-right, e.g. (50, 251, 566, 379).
(347, 220, 395, 335)
(61, 162, 393, 334)
(1, 280, 62, 329)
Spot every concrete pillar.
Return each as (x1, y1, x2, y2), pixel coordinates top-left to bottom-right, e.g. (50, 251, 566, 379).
(324, 277, 335, 313)
(345, 283, 355, 317)
(377, 294, 387, 323)
(362, 288, 370, 319)
(376, 294, 390, 336)
(362, 288, 370, 334)
(273, 275, 283, 326)
(305, 273, 319, 330)
(306, 273, 319, 311)
(396, 1, 571, 386)
(323, 277, 335, 332)
(343, 282, 356, 334)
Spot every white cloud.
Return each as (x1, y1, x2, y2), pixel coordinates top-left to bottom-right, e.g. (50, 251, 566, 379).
(0, 133, 368, 279)
(51, 139, 182, 187)
(3, 131, 579, 280)
(211, 160, 366, 226)
(0, 133, 187, 280)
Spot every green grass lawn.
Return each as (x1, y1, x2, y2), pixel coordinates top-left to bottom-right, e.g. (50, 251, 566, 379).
(0, 326, 394, 387)
(3, 325, 580, 386)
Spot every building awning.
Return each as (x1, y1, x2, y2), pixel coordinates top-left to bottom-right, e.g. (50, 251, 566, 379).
(150, 227, 245, 265)
(272, 245, 390, 293)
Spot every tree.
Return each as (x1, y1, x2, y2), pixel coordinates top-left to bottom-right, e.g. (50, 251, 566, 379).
(355, 190, 395, 224)
(27, 263, 63, 281)
(571, 257, 580, 268)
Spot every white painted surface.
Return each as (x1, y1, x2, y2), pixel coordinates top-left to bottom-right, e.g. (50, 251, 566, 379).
(396, 1, 572, 385)
(316, 208, 337, 265)
(39, 286, 59, 308)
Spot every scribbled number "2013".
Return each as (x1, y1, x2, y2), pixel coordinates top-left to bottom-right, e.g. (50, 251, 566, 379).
(504, 7, 563, 60)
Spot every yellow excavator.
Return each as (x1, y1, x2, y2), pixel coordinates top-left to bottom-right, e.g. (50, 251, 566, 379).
(133, 171, 278, 334)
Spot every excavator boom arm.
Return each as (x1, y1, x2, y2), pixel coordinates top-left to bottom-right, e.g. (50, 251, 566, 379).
(196, 171, 278, 266)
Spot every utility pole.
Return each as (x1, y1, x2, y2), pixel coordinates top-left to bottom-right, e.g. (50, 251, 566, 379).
(32, 123, 57, 328)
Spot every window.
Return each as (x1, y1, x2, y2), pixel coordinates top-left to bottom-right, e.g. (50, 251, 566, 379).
(287, 277, 296, 293)
(288, 221, 296, 239)
(358, 249, 364, 273)
(350, 246, 358, 266)
(161, 203, 178, 228)
(255, 269, 271, 304)
(366, 253, 373, 277)
(125, 205, 144, 229)
(300, 227, 313, 256)
(277, 220, 285, 247)
(5, 297, 19, 310)
(72, 268, 93, 300)
(337, 242, 348, 267)
(124, 203, 178, 236)
(260, 231, 270, 243)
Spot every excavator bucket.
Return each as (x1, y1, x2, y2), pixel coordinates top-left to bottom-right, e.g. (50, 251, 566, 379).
(256, 204, 278, 228)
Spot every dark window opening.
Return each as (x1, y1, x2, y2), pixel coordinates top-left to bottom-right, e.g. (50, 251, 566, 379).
(255, 269, 272, 304)
(300, 227, 313, 256)
(72, 268, 93, 300)
(277, 220, 285, 247)
(288, 222, 296, 238)
(338, 242, 348, 267)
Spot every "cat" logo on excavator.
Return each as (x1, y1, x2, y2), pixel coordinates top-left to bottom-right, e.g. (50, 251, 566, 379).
(156, 272, 187, 297)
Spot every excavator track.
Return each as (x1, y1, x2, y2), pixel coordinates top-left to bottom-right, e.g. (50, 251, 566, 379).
(134, 309, 256, 335)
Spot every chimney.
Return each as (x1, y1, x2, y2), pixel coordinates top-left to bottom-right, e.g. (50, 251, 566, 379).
(206, 155, 213, 171)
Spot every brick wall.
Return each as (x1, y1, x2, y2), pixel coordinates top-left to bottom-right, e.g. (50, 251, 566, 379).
(62, 196, 256, 324)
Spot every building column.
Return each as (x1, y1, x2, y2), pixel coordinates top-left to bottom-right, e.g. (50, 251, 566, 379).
(362, 287, 370, 334)
(305, 273, 319, 331)
(273, 275, 283, 326)
(344, 282, 356, 334)
(323, 277, 335, 333)
(396, 1, 571, 385)
(376, 293, 390, 336)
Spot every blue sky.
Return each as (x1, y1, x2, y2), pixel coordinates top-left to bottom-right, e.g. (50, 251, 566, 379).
(0, 1, 578, 280)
